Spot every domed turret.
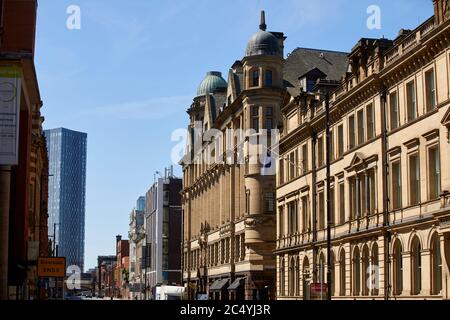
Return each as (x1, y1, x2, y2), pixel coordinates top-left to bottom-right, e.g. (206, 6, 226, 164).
(196, 71, 227, 97)
(245, 11, 281, 57)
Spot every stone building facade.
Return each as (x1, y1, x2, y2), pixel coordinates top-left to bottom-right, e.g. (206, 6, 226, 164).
(180, 12, 285, 300)
(276, 0, 450, 300)
(128, 197, 146, 300)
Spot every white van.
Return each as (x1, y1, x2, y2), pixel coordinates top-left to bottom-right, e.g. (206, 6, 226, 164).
(154, 285, 186, 300)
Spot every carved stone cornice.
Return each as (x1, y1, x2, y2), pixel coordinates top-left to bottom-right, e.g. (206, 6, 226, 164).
(244, 214, 276, 228)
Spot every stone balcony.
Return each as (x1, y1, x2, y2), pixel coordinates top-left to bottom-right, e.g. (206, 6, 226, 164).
(383, 17, 435, 67)
(441, 190, 450, 209)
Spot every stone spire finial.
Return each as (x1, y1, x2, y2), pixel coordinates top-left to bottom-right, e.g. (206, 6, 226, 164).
(259, 10, 267, 31)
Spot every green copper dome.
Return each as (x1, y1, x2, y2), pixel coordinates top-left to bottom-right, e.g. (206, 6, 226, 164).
(196, 71, 227, 97)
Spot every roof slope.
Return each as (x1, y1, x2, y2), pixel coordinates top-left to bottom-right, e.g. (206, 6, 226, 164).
(284, 47, 349, 89)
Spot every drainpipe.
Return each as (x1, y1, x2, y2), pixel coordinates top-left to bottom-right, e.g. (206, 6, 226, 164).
(311, 129, 318, 285)
(380, 85, 391, 300)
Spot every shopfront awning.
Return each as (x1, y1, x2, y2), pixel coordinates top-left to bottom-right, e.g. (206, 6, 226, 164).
(209, 279, 229, 292)
(228, 278, 245, 291)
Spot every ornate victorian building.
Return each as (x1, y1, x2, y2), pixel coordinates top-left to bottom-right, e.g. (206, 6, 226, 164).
(180, 12, 284, 300)
(128, 197, 146, 300)
(276, 0, 450, 300)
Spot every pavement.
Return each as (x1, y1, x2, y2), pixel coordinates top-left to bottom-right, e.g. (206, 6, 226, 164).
(80, 296, 122, 301)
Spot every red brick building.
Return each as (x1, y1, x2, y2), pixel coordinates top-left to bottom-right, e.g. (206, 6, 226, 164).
(0, 0, 49, 300)
(115, 235, 129, 298)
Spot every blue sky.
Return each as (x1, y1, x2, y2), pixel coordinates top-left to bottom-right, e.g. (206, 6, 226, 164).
(35, 0, 433, 269)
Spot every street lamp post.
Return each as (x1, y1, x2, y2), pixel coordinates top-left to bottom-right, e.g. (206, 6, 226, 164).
(310, 86, 333, 300)
(48, 222, 60, 257)
(49, 222, 60, 299)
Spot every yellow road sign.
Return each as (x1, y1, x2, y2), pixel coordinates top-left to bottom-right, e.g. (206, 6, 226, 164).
(37, 257, 66, 277)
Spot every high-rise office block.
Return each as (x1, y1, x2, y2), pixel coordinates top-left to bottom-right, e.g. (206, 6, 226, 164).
(45, 128, 87, 271)
(144, 168, 182, 296)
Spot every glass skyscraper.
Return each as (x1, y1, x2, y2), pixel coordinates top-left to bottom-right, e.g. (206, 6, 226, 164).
(45, 128, 87, 271)
(136, 196, 145, 211)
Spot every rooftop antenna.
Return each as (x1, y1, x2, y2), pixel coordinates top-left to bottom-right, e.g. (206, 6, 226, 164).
(154, 171, 161, 184)
(260, 10, 267, 31)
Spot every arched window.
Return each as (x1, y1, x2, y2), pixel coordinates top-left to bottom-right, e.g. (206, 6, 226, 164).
(371, 243, 379, 296)
(340, 250, 346, 296)
(319, 253, 326, 286)
(280, 258, 285, 297)
(318, 253, 326, 299)
(411, 236, 422, 295)
(393, 239, 403, 295)
(303, 256, 310, 299)
(353, 247, 361, 296)
(252, 70, 260, 87)
(264, 70, 273, 87)
(431, 233, 442, 295)
(289, 257, 295, 296)
(362, 245, 370, 296)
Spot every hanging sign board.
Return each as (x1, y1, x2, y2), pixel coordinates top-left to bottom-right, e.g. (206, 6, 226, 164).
(38, 257, 66, 277)
(0, 66, 22, 165)
(310, 283, 328, 300)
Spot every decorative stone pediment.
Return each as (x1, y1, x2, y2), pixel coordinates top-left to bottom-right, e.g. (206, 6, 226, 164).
(441, 107, 450, 143)
(345, 152, 378, 172)
(442, 106, 450, 127)
(349, 152, 364, 166)
(345, 152, 365, 172)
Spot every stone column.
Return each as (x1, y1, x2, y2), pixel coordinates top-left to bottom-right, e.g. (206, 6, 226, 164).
(283, 202, 288, 245)
(364, 172, 370, 216)
(402, 251, 412, 296)
(358, 255, 363, 297)
(281, 255, 286, 297)
(368, 256, 374, 296)
(439, 232, 450, 299)
(333, 257, 339, 297)
(297, 198, 302, 235)
(355, 176, 360, 218)
(346, 178, 352, 223)
(344, 243, 351, 296)
(421, 249, 431, 295)
(220, 170, 224, 225)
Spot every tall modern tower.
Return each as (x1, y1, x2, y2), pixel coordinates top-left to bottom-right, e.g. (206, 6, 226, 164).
(44, 128, 87, 271)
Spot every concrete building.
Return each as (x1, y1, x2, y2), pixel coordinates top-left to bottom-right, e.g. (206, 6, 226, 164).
(144, 167, 182, 298)
(276, 0, 450, 300)
(0, 0, 49, 300)
(45, 128, 87, 271)
(128, 197, 146, 300)
(180, 12, 284, 300)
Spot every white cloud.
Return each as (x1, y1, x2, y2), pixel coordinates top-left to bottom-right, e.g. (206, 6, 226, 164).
(86, 95, 192, 120)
